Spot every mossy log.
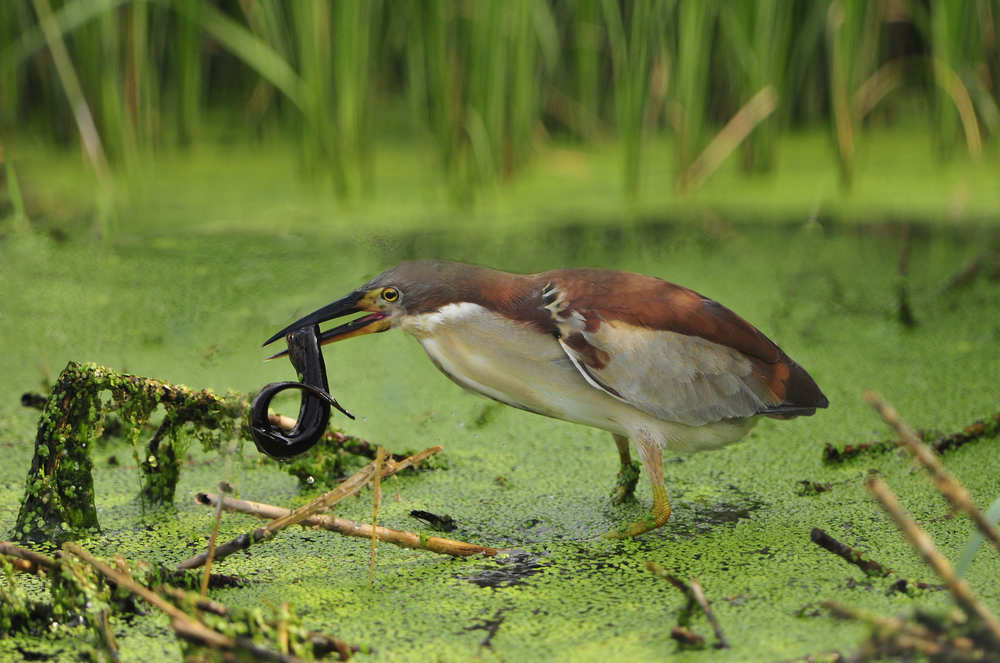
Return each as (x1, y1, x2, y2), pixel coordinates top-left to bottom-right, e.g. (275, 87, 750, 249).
(14, 361, 249, 543)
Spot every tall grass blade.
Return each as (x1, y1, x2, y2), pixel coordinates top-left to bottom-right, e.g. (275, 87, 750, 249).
(956, 495, 1000, 578)
(681, 84, 777, 192)
(29, 0, 110, 179)
(174, 0, 202, 145)
(29, 0, 112, 237)
(674, 0, 714, 189)
(602, 0, 670, 201)
(718, 0, 794, 173)
(180, 2, 304, 110)
(571, 0, 602, 139)
(2, 151, 31, 232)
(825, 0, 882, 189)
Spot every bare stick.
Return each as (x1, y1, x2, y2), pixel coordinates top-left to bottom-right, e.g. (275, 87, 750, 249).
(821, 601, 979, 658)
(370, 445, 386, 585)
(865, 476, 1000, 645)
(670, 625, 705, 647)
(689, 579, 730, 649)
(159, 585, 229, 616)
(200, 481, 231, 597)
(63, 542, 233, 648)
(195, 492, 497, 558)
(810, 528, 892, 577)
(646, 563, 729, 648)
(97, 609, 120, 662)
(170, 620, 311, 663)
(179, 445, 444, 569)
(0, 541, 59, 572)
(65, 543, 320, 663)
(159, 584, 355, 659)
(864, 391, 1000, 555)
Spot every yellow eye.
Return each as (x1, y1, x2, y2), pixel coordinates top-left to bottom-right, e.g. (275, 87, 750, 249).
(381, 287, 399, 302)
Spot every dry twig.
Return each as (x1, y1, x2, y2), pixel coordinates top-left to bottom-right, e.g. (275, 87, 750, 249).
(689, 578, 730, 649)
(369, 445, 386, 584)
(822, 410, 1000, 463)
(865, 476, 1000, 646)
(810, 528, 892, 577)
(64, 542, 328, 663)
(200, 481, 232, 597)
(646, 563, 729, 649)
(0, 540, 59, 573)
(178, 446, 443, 570)
(865, 391, 1000, 555)
(194, 492, 497, 558)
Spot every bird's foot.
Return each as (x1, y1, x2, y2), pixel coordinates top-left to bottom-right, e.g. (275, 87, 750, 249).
(605, 485, 671, 539)
(610, 460, 641, 505)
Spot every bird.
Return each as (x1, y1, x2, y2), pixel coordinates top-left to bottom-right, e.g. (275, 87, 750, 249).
(263, 260, 828, 538)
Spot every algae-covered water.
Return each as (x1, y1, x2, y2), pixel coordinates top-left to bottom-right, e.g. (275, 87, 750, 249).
(2, 147, 1000, 661)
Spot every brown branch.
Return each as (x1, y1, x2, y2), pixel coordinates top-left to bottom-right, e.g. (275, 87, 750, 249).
(810, 528, 892, 577)
(865, 476, 1000, 646)
(646, 563, 728, 648)
(369, 445, 386, 584)
(864, 391, 1000, 556)
(200, 481, 232, 597)
(821, 601, 985, 659)
(689, 578, 729, 649)
(194, 492, 497, 558)
(822, 410, 1000, 463)
(159, 585, 228, 616)
(63, 542, 232, 648)
(0, 541, 60, 572)
(178, 446, 444, 570)
(64, 542, 321, 663)
(670, 625, 705, 647)
(1, 540, 240, 592)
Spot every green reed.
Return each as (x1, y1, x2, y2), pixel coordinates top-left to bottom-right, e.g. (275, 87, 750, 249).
(2, 0, 999, 207)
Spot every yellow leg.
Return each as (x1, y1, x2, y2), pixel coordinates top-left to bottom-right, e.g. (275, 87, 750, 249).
(606, 435, 672, 538)
(610, 433, 640, 504)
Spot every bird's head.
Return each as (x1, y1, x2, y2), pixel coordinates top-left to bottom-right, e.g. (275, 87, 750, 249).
(263, 261, 475, 357)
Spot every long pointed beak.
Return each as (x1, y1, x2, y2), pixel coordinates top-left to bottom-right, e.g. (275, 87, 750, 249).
(263, 289, 391, 359)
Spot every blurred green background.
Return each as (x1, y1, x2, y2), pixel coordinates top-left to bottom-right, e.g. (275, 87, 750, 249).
(2, 2, 1000, 662)
(3, 0, 1000, 232)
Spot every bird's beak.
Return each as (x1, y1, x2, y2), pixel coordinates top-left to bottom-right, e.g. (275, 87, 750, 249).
(262, 289, 392, 359)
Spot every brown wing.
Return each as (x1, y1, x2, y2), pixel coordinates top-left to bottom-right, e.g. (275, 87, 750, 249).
(540, 269, 827, 426)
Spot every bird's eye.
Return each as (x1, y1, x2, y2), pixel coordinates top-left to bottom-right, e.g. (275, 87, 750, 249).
(381, 287, 399, 302)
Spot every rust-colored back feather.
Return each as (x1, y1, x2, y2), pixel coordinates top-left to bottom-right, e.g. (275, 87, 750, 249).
(373, 261, 827, 417)
(536, 269, 828, 415)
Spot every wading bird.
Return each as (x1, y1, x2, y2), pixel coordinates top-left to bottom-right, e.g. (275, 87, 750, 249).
(264, 261, 828, 537)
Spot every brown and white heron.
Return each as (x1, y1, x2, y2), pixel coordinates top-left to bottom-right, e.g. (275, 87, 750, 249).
(264, 260, 828, 537)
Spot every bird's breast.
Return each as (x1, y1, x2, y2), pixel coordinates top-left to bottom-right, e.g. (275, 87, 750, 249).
(400, 302, 628, 430)
(398, 302, 757, 452)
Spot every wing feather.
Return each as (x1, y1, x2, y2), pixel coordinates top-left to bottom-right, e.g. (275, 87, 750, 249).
(559, 322, 779, 426)
(536, 269, 826, 426)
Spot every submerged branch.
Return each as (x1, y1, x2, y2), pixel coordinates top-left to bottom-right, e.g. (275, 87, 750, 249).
(810, 528, 892, 578)
(823, 409, 1000, 463)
